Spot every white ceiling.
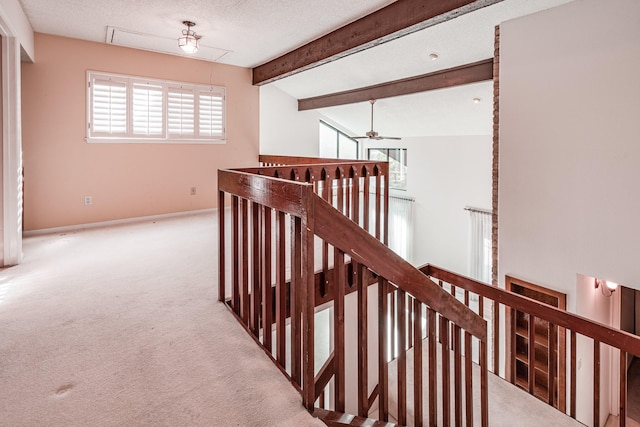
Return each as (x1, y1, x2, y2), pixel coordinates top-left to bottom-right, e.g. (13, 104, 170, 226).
(18, 0, 574, 137)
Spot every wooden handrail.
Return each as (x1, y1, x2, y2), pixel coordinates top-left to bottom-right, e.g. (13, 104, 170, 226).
(422, 264, 640, 357)
(218, 169, 312, 217)
(314, 194, 487, 342)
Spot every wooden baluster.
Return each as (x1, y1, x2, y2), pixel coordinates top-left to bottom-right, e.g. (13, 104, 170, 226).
(232, 196, 240, 314)
(548, 322, 557, 406)
(453, 324, 462, 427)
(302, 207, 315, 409)
(375, 169, 382, 240)
(414, 299, 423, 427)
(351, 167, 360, 224)
(357, 263, 368, 417)
(621, 350, 627, 427)
(262, 207, 273, 353)
(322, 170, 331, 299)
(397, 289, 407, 426)
(570, 330, 577, 419)
(241, 198, 249, 324)
(558, 324, 567, 412)
(408, 297, 414, 348)
(334, 248, 346, 412)
(291, 216, 302, 386)
(276, 211, 286, 367)
(390, 290, 396, 359)
(441, 316, 451, 427)
(218, 191, 226, 302)
(383, 172, 389, 246)
(510, 308, 516, 384)
(336, 168, 345, 214)
(493, 299, 499, 375)
(464, 331, 474, 426)
(594, 340, 600, 427)
(251, 202, 261, 336)
(362, 167, 370, 231)
(480, 340, 489, 427)
(428, 307, 438, 426)
(528, 314, 536, 395)
(378, 277, 389, 421)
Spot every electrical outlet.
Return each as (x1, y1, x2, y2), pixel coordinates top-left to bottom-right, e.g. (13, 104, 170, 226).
(190, 187, 197, 196)
(577, 357, 582, 370)
(84, 195, 92, 206)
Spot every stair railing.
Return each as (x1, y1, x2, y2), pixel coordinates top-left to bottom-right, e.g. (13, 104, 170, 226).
(218, 156, 489, 426)
(421, 264, 640, 427)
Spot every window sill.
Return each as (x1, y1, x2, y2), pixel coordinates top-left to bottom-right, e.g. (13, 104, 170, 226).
(85, 137, 227, 145)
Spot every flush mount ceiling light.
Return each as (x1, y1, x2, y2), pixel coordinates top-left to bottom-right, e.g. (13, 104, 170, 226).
(178, 21, 200, 54)
(428, 53, 439, 60)
(473, 97, 482, 104)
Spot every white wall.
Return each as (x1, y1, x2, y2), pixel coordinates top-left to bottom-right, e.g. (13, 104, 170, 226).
(259, 84, 321, 157)
(363, 136, 492, 273)
(499, 0, 640, 302)
(500, 1, 640, 424)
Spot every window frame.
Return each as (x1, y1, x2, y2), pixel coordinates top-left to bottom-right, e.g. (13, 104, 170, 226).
(367, 147, 408, 190)
(319, 120, 359, 159)
(86, 71, 226, 144)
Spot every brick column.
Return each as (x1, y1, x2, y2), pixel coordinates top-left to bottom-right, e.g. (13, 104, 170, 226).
(491, 25, 500, 288)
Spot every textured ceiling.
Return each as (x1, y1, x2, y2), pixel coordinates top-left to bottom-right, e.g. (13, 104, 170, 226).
(18, 0, 574, 137)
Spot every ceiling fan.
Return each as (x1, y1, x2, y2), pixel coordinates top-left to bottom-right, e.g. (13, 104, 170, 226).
(353, 99, 401, 141)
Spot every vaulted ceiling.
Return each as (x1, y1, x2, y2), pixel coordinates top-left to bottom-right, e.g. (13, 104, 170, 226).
(19, 0, 574, 137)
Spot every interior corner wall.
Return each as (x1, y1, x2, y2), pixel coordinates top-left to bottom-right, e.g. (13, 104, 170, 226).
(498, 0, 640, 301)
(21, 33, 259, 231)
(363, 135, 492, 273)
(259, 84, 320, 157)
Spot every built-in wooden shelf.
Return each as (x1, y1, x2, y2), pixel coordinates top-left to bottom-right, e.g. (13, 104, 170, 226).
(506, 276, 567, 411)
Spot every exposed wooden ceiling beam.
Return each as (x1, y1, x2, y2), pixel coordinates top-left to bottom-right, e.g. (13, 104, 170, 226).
(252, 0, 502, 85)
(297, 58, 493, 111)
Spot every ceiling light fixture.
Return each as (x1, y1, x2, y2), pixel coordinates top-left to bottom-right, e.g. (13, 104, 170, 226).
(178, 21, 200, 54)
(473, 97, 482, 104)
(428, 53, 439, 61)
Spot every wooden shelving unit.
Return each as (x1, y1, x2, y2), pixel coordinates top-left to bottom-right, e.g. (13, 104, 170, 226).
(506, 276, 567, 411)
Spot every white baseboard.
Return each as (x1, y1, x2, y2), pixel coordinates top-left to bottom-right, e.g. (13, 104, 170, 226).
(23, 208, 217, 237)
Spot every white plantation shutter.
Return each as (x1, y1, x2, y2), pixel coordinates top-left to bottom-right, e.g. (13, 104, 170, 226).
(168, 87, 195, 136)
(132, 82, 163, 136)
(199, 90, 224, 138)
(91, 78, 127, 135)
(87, 71, 226, 142)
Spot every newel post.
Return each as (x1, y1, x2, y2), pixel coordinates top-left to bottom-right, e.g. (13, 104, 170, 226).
(301, 184, 316, 410)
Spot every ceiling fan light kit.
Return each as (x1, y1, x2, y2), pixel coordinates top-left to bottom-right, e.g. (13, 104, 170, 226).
(354, 99, 401, 141)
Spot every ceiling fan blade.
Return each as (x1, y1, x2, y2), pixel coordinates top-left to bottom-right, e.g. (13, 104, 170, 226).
(353, 136, 368, 139)
(378, 136, 402, 140)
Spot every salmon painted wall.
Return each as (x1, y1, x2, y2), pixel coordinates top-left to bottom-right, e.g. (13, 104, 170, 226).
(22, 33, 259, 230)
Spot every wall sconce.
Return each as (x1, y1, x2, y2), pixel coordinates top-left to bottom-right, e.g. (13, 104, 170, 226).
(595, 278, 618, 296)
(178, 21, 200, 54)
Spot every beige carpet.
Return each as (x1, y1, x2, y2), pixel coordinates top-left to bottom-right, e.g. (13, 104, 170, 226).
(0, 212, 324, 427)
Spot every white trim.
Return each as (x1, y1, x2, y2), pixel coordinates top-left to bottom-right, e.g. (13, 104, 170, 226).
(2, 35, 22, 266)
(23, 208, 217, 237)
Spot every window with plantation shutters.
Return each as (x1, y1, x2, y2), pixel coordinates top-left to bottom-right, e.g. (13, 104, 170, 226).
(87, 71, 226, 143)
(167, 87, 195, 137)
(91, 77, 127, 136)
(133, 82, 164, 136)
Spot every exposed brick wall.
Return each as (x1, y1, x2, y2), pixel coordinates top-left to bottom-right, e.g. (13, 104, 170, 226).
(492, 25, 500, 287)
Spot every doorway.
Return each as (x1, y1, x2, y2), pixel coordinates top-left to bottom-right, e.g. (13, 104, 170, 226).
(620, 285, 640, 424)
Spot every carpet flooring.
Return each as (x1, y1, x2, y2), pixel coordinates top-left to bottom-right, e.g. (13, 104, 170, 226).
(0, 212, 324, 427)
